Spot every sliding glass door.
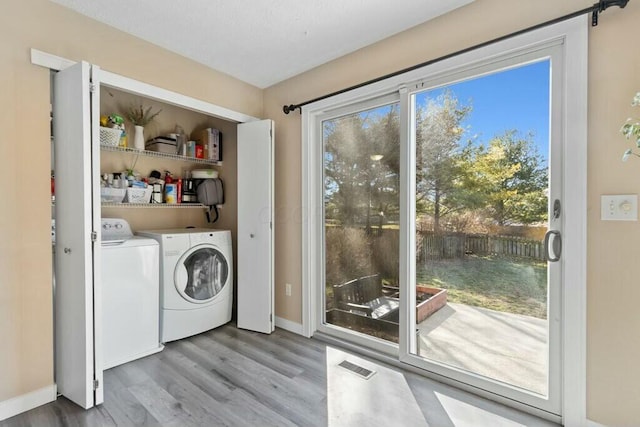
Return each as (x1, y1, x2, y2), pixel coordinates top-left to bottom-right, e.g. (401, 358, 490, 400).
(321, 96, 400, 349)
(402, 56, 562, 414)
(306, 20, 587, 419)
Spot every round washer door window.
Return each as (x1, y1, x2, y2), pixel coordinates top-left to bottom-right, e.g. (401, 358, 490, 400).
(174, 245, 229, 303)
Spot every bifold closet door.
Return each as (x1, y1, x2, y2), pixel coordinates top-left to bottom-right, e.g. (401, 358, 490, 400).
(237, 120, 274, 334)
(53, 60, 103, 408)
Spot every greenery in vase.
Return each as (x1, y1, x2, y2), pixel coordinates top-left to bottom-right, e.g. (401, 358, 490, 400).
(123, 103, 162, 127)
(621, 92, 640, 161)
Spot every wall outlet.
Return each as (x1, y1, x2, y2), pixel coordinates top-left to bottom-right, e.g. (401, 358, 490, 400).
(285, 283, 292, 297)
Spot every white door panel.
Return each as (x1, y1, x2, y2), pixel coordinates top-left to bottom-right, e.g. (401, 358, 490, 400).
(53, 61, 98, 409)
(237, 120, 274, 334)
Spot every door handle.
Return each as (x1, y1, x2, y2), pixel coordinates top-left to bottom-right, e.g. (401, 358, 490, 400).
(250, 234, 255, 239)
(64, 247, 72, 254)
(544, 230, 561, 262)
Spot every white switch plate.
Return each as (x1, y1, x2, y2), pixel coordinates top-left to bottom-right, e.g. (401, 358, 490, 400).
(285, 283, 292, 296)
(601, 194, 638, 221)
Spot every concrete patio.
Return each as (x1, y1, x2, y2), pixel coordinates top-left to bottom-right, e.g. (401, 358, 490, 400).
(417, 302, 547, 395)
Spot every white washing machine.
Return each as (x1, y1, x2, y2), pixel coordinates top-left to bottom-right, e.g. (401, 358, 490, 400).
(101, 218, 163, 370)
(136, 228, 233, 343)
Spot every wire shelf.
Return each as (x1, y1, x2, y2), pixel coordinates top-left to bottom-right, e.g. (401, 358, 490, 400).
(100, 145, 222, 166)
(102, 203, 208, 209)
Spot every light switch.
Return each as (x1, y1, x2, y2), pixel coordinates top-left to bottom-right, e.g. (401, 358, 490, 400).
(601, 194, 638, 221)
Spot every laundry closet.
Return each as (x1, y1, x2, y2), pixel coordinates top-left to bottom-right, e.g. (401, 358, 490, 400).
(45, 54, 274, 410)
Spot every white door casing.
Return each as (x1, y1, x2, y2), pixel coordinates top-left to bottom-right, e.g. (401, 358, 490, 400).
(237, 120, 275, 334)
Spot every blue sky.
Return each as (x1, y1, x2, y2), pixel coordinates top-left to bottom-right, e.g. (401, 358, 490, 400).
(416, 59, 550, 162)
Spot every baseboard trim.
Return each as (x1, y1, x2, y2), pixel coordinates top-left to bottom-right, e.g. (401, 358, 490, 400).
(0, 384, 57, 421)
(587, 420, 607, 427)
(275, 316, 304, 335)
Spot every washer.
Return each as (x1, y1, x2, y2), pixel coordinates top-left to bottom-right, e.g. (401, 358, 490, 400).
(101, 218, 162, 370)
(136, 228, 233, 343)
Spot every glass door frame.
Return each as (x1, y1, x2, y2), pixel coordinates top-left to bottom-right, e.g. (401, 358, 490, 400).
(301, 16, 587, 424)
(314, 92, 401, 357)
(398, 47, 564, 416)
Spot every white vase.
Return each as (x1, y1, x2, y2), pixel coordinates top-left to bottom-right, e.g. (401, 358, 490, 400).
(133, 125, 145, 151)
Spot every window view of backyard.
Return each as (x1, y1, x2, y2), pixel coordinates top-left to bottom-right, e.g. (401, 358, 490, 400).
(324, 60, 551, 395)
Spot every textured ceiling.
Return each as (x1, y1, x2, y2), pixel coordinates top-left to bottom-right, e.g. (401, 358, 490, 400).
(51, 0, 474, 88)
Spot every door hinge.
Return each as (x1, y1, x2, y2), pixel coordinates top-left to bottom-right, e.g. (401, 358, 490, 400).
(93, 379, 99, 390)
(270, 128, 273, 138)
(91, 231, 97, 242)
(89, 83, 96, 93)
(270, 221, 273, 230)
(270, 314, 273, 322)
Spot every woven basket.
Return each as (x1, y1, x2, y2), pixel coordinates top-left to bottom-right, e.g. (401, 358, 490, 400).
(100, 126, 122, 147)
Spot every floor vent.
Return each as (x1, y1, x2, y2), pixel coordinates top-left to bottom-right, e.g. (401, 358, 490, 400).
(338, 360, 376, 379)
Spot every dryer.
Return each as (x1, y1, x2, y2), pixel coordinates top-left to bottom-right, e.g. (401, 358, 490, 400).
(137, 228, 233, 342)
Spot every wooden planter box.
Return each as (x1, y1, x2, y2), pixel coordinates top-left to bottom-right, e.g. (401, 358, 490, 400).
(416, 286, 447, 323)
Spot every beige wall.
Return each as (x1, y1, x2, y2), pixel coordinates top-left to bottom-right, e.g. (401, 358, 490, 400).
(3, 0, 640, 424)
(264, 0, 640, 424)
(0, 0, 262, 406)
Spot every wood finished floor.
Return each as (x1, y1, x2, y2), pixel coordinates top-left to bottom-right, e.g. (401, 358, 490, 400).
(1, 324, 559, 426)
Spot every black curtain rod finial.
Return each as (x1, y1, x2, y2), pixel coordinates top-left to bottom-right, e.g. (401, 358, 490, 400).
(598, 0, 629, 12)
(593, 0, 630, 26)
(283, 104, 301, 115)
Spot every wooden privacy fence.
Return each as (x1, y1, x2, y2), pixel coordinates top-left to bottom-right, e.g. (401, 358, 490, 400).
(418, 232, 545, 261)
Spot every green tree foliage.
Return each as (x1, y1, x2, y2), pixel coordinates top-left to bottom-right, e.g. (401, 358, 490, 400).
(463, 131, 548, 226)
(323, 105, 400, 227)
(416, 91, 477, 232)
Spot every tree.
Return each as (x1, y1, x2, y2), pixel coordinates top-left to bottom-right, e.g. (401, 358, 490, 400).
(323, 105, 400, 227)
(464, 131, 548, 226)
(415, 90, 476, 232)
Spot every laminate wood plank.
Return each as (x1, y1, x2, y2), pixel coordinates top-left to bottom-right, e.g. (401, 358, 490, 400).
(224, 326, 328, 373)
(102, 368, 162, 427)
(206, 327, 306, 379)
(204, 333, 327, 400)
(157, 345, 235, 402)
(175, 338, 326, 426)
(218, 328, 329, 389)
(136, 350, 297, 427)
(191, 333, 327, 403)
(125, 376, 197, 427)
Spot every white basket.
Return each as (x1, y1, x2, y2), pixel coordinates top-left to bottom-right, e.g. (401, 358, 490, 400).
(125, 187, 153, 204)
(100, 126, 122, 147)
(100, 187, 126, 203)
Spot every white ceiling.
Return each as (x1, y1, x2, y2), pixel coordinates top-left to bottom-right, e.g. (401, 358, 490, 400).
(51, 0, 474, 88)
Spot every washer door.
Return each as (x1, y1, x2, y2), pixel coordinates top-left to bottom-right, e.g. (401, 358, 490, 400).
(174, 244, 229, 304)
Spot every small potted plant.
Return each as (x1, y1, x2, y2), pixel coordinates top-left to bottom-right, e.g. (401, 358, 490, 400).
(620, 92, 640, 161)
(123, 104, 162, 151)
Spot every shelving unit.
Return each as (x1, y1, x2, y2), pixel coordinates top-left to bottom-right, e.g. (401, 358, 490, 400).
(100, 144, 222, 166)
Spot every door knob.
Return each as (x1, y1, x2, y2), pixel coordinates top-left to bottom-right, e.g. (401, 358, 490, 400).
(250, 234, 255, 238)
(64, 247, 72, 254)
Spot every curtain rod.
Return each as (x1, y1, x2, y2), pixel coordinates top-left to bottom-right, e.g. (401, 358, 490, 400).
(282, 0, 629, 115)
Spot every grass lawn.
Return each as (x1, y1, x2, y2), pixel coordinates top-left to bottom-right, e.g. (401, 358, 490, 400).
(416, 255, 547, 319)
